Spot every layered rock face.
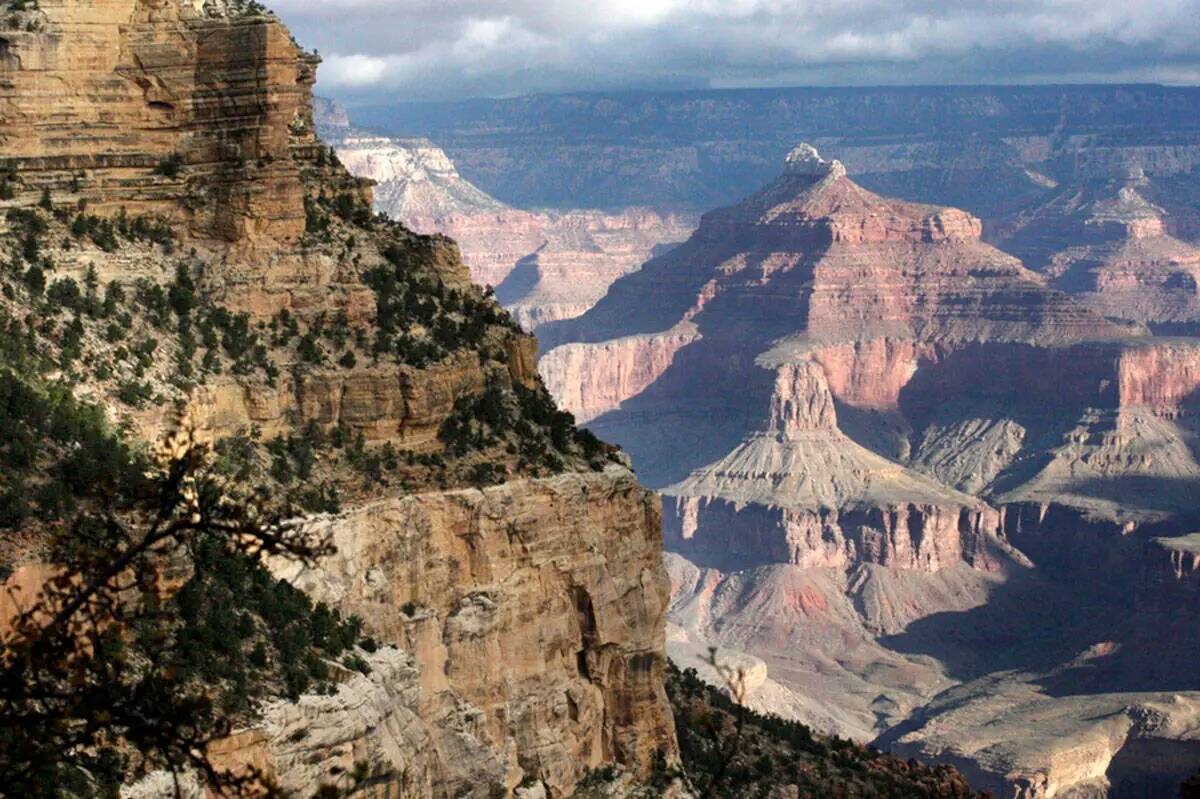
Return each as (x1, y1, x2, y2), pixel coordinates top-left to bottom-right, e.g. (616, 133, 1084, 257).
(317, 101, 694, 332)
(0, 2, 678, 795)
(665, 360, 1007, 574)
(541, 145, 1200, 796)
(0, 0, 314, 245)
(0, 0, 487, 454)
(271, 468, 674, 797)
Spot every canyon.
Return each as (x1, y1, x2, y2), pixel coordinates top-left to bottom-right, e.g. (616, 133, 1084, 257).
(18, 2, 1200, 798)
(538, 144, 1200, 797)
(315, 100, 694, 333)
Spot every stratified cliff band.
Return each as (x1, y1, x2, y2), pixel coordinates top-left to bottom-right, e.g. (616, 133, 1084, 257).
(0, 1, 676, 796)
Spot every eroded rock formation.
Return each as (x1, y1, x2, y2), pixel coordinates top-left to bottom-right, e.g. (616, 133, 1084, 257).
(994, 167, 1200, 334)
(316, 102, 694, 332)
(540, 144, 1200, 796)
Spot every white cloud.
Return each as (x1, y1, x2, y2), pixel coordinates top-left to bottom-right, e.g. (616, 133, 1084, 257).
(321, 53, 391, 87)
(266, 0, 1200, 100)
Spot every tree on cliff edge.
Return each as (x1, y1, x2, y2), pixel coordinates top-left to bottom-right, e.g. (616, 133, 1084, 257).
(0, 423, 333, 798)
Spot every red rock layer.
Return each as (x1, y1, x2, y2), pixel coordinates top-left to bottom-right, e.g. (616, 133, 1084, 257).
(666, 496, 1004, 573)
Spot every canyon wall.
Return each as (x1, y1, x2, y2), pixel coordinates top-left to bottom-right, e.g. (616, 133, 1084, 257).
(0, 2, 678, 796)
(0, 0, 315, 245)
(992, 170, 1200, 334)
(269, 468, 674, 797)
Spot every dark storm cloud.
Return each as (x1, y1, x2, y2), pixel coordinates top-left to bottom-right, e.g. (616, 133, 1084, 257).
(268, 0, 1200, 101)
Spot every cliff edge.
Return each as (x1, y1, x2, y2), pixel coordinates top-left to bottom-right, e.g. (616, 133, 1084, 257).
(0, 1, 676, 796)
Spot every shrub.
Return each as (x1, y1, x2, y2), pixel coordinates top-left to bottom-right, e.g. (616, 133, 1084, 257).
(152, 153, 183, 178)
(116, 379, 153, 409)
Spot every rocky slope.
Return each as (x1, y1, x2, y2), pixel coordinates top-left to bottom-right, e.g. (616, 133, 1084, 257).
(315, 102, 693, 332)
(0, 2, 677, 796)
(665, 663, 987, 799)
(540, 145, 1200, 796)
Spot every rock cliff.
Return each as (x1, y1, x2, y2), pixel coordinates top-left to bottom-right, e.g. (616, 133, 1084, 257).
(0, 0, 315, 245)
(0, 2, 677, 796)
(270, 468, 674, 797)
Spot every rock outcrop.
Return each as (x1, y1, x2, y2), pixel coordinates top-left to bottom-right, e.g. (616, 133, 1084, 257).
(0, 2, 678, 796)
(270, 468, 674, 797)
(881, 677, 1200, 799)
(0, 0, 316, 246)
(539, 145, 1200, 796)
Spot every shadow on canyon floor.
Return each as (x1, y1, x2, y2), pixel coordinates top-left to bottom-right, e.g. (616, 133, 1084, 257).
(494, 249, 543, 306)
(1105, 738, 1200, 799)
(1059, 475, 1200, 518)
(878, 564, 1132, 684)
(586, 341, 779, 487)
(882, 550, 1199, 700)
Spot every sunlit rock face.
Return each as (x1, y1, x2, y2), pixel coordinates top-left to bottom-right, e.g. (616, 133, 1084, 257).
(0, 0, 317, 245)
(0, 3, 679, 796)
(271, 467, 676, 797)
(541, 144, 1200, 797)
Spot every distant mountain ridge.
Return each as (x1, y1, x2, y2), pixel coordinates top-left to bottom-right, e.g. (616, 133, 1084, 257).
(353, 84, 1200, 219)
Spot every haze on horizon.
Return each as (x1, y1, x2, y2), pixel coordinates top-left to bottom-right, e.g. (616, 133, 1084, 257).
(269, 0, 1200, 104)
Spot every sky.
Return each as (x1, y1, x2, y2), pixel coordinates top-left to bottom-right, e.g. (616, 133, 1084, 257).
(268, 0, 1200, 104)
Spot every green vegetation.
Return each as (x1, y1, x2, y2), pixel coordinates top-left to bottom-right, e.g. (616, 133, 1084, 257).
(0, 384, 376, 796)
(363, 239, 521, 368)
(152, 153, 183, 179)
(439, 381, 617, 475)
(205, 0, 269, 18)
(2, 0, 41, 32)
(667, 663, 989, 799)
(69, 209, 175, 253)
(0, 167, 16, 200)
(0, 354, 148, 527)
(0, 196, 609, 489)
(170, 535, 372, 708)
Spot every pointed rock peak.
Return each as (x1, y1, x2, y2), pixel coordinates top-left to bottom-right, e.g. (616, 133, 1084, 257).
(783, 143, 847, 180)
(1092, 185, 1166, 225)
